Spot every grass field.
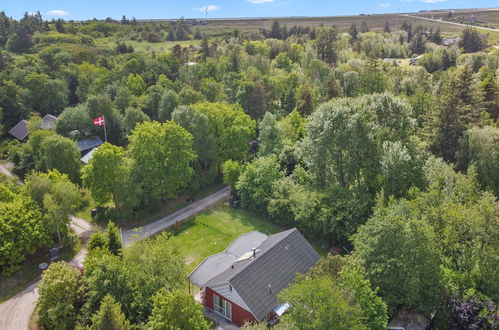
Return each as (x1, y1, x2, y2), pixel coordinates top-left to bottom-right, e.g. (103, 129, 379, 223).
(190, 10, 499, 45)
(414, 8, 499, 29)
(166, 206, 327, 273)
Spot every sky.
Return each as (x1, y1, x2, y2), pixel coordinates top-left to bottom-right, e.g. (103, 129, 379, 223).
(2, 0, 498, 20)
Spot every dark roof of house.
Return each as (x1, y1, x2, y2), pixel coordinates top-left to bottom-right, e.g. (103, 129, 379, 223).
(39, 114, 57, 130)
(205, 228, 320, 320)
(77, 137, 103, 152)
(8, 120, 29, 140)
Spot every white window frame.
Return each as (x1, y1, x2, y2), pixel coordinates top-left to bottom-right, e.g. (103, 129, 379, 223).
(214, 294, 232, 320)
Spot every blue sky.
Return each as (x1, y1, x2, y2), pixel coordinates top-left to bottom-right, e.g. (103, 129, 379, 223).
(2, 0, 498, 20)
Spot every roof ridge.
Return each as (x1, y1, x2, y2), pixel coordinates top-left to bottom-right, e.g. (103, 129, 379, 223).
(227, 228, 297, 283)
(225, 230, 262, 251)
(187, 230, 264, 279)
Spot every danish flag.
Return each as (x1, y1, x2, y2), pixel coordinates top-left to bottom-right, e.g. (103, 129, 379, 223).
(93, 116, 105, 126)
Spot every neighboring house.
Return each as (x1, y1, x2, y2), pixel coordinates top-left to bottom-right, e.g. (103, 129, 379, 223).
(80, 147, 97, 164)
(77, 137, 103, 155)
(39, 114, 58, 130)
(8, 120, 29, 141)
(409, 55, 423, 66)
(8, 114, 58, 141)
(442, 37, 460, 46)
(189, 228, 319, 327)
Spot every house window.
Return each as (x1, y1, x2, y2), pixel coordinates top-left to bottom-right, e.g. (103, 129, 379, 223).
(214, 294, 232, 320)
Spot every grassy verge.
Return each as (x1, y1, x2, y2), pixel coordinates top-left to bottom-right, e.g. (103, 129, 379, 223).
(119, 183, 225, 229)
(166, 205, 327, 273)
(0, 239, 81, 303)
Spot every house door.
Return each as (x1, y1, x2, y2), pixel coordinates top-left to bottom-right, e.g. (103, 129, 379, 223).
(214, 294, 232, 320)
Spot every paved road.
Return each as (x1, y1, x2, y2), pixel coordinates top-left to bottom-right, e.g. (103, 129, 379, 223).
(122, 186, 231, 247)
(402, 14, 499, 33)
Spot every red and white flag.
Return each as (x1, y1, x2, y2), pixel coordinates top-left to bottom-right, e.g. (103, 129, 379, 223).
(93, 116, 105, 126)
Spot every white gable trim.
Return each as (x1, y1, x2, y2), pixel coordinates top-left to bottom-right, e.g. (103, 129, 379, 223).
(209, 282, 252, 313)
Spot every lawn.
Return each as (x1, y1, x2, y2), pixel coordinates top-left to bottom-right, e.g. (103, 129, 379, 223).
(167, 205, 327, 273)
(77, 183, 225, 228)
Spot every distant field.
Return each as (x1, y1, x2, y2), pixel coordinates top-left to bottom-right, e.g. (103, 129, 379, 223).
(190, 9, 499, 44)
(414, 8, 499, 29)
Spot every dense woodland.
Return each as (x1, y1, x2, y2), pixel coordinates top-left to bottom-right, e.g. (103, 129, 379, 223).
(0, 10, 498, 329)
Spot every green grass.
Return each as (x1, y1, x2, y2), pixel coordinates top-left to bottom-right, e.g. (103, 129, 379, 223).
(166, 206, 327, 273)
(124, 183, 225, 228)
(0, 239, 81, 303)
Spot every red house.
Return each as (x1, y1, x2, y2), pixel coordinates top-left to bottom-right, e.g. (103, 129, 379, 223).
(188, 228, 319, 327)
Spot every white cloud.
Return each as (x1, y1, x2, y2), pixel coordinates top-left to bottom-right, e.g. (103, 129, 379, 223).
(247, 0, 275, 4)
(379, 2, 391, 7)
(199, 5, 219, 12)
(419, 0, 447, 2)
(47, 9, 69, 16)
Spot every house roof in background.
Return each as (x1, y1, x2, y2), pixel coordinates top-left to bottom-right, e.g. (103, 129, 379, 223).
(80, 148, 97, 164)
(188, 231, 268, 288)
(8, 120, 29, 140)
(39, 114, 58, 129)
(77, 137, 103, 152)
(205, 228, 320, 320)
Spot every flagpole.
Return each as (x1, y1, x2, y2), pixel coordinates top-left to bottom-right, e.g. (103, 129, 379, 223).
(103, 115, 108, 143)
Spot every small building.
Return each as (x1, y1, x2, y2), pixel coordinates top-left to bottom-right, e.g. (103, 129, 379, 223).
(39, 114, 58, 130)
(409, 55, 423, 66)
(80, 147, 97, 164)
(77, 137, 103, 154)
(8, 120, 29, 141)
(189, 228, 320, 327)
(8, 114, 58, 141)
(442, 37, 460, 46)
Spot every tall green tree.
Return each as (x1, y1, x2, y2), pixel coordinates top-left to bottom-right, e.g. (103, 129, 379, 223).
(90, 294, 131, 330)
(279, 276, 367, 330)
(258, 112, 283, 156)
(41, 135, 81, 183)
(457, 126, 499, 195)
(316, 27, 338, 65)
(147, 289, 210, 330)
(82, 143, 127, 206)
(236, 155, 283, 214)
(459, 27, 485, 53)
(105, 221, 122, 257)
(128, 121, 195, 207)
(158, 90, 179, 122)
(36, 262, 83, 330)
(353, 195, 444, 314)
(123, 107, 150, 135)
(299, 97, 376, 189)
(192, 102, 256, 168)
(0, 188, 48, 275)
(432, 65, 482, 162)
